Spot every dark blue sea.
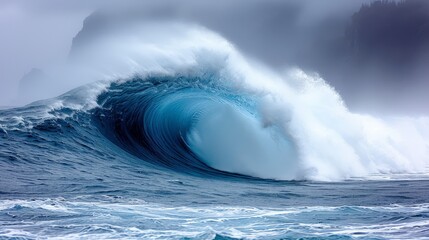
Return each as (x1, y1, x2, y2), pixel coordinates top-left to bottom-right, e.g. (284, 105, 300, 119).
(0, 74, 428, 239)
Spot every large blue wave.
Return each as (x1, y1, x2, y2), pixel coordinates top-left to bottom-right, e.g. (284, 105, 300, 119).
(1, 23, 428, 181)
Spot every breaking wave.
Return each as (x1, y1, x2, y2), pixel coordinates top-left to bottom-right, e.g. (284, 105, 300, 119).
(2, 23, 428, 181)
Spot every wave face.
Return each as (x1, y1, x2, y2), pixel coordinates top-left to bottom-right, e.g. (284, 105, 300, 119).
(1, 23, 429, 239)
(93, 74, 299, 180)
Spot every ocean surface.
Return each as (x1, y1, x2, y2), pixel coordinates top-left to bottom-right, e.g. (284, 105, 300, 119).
(1, 24, 429, 239)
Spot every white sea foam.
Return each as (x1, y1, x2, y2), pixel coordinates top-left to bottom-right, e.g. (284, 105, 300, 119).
(1, 198, 428, 239)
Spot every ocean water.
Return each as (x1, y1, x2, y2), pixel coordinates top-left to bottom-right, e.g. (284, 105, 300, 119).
(1, 24, 429, 239)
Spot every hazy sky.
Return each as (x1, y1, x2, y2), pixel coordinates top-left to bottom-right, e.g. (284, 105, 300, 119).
(0, 0, 92, 104)
(0, 0, 377, 106)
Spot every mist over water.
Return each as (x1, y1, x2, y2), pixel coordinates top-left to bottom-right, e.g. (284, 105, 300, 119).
(4, 0, 429, 114)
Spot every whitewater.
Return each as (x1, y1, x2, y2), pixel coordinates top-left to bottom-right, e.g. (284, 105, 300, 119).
(1, 23, 429, 239)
